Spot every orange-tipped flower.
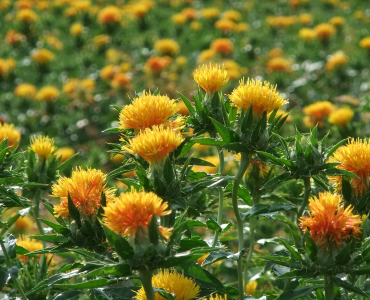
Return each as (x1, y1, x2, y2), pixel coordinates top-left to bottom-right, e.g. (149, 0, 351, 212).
(0, 123, 21, 148)
(29, 135, 56, 159)
(134, 269, 200, 300)
(299, 192, 361, 247)
(122, 125, 184, 166)
(103, 191, 171, 238)
(229, 78, 287, 117)
(119, 92, 178, 131)
(193, 63, 229, 94)
(52, 167, 116, 218)
(98, 6, 121, 24)
(210, 38, 234, 55)
(328, 138, 370, 197)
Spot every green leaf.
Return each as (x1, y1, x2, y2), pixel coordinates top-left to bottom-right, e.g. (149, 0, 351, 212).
(304, 231, 318, 262)
(331, 277, 370, 298)
(176, 157, 216, 167)
(241, 204, 270, 220)
(111, 105, 122, 112)
(53, 291, 82, 300)
(202, 249, 233, 266)
(262, 173, 292, 189)
(334, 240, 352, 266)
(342, 177, 352, 203)
(40, 219, 71, 237)
(276, 285, 324, 300)
(225, 183, 251, 205)
(57, 153, 79, 172)
(178, 93, 195, 117)
(0, 266, 8, 290)
(326, 139, 347, 158)
(148, 214, 159, 246)
(276, 269, 316, 280)
(153, 288, 176, 300)
(279, 239, 301, 261)
(107, 163, 136, 179)
(210, 117, 238, 143)
(102, 225, 134, 260)
(158, 253, 204, 268)
(29, 235, 67, 244)
(56, 278, 125, 289)
(85, 264, 131, 277)
(324, 168, 358, 178)
(241, 105, 253, 134)
(206, 219, 222, 233)
(191, 138, 224, 146)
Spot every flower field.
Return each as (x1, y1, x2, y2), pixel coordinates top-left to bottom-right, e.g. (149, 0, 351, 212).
(1, 0, 370, 299)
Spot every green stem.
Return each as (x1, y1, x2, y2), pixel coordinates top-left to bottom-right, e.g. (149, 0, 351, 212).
(244, 217, 255, 287)
(324, 276, 335, 300)
(297, 178, 311, 223)
(139, 269, 155, 300)
(0, 239, 28, 300)
(232, 152, 251, 300)
(33, 191, 46, 248)
(211, 147, 225, 248)
(357, 274, 366, 300)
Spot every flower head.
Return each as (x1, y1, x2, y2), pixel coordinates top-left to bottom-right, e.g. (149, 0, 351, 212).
(122, 125, 184, 166)
(303, 101, 334, 125)
(215, 19, 235, 32)
(134, 269, 200, 300)
(193, 63, 229, 94)
(144, 56, 172, 74)
(52, 167, 115, 218)
(56, 147, 75, 163)
(119, 92, 178, 131)
(98, 6, 121, 24)
(31, 48, 54, 64)
(229, 78, 287, 117)
(154, 39, 180, 56)
(266, 57, 291, 73)
(300, 192, 361, 247)
(210, 38, 234, 55)
(103, 191, 170, 238)
(246, 281, 258, 296)
(330, 16, 345, 27)
(17, 9, 38, 22)
(14, 216, 33, 231)
(360, 37, 370, 50)
(14, 83, 37, 99)
(203, 295, 227, 300)
(328, 106, 354, 126)
(17, 237, 43, 264)
(0, 123, 21, 148)
(35, 86, 59, 102)
(314, 23, 336, 41)
(70, 23, 83, 36)
(201, 7, 219, 19)
(299, 28, 317, 41)
(326, 51, 349, 71)
(328, 138, 370, 197)
(29, 135, 56, 159)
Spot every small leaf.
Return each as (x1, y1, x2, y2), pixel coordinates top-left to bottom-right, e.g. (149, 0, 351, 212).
(331, 277, 370, 298)
(276, 285, 324, 300)
(304, 231, 318, 262)
(67, 193, 81, 228)
(206, 219, 222, 233)
(178, 93, 195, 117)
(262, 173, 292, 189)
(102, 225, 134, 260)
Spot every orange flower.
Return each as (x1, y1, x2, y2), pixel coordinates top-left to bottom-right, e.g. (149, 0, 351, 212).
(193, 63, 229, 94)
(144, 56, 172, 74)
(103, 191, 171, 238)
(266, 57, 291, 73)
(52, 167, 116, 218)
(314, 23, 335, 41)
(328, 138, 370, 197)
(210, 38, 233, 55)
(300, 192, 361, 247)
(98, 6, 121, 24)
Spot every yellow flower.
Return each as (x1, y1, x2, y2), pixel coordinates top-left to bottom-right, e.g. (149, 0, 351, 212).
(93, 34, 111, 47)
(31, 48, 54, 64)
(192, 156, 219, 174)
(35, 86, 59, 102)
(360, 37, 370, 50)
(328, 106, 354, 126)
(176, 56, 187, 67)
(303, 101, 334, 125)
(222, 10, 241, 22)
(56, 147, 75, 163)
(229, 78, 287, 117)
(17, 9, 38, 22)
(144, 56, 172, 74)
(210, 38, 233, 55)
(14, 83, 36, 99)
(190, 21, 202, 31)
(17, 237, 43, 264)
(64, 7, 78, 18)
(300, 192, 361, 247)
(14, 216, 34, 231)
(314, 23, 336, 41)
(193, 63, 229, 94)
(328, 138, 370, 197)
(246, 281, 258, 296)
(267, 16, 296, 28)
(98, 6, 121, 24)
(70, 23, 83, 36)
(0, 123, 21, 148)
(299, 13, 313, 25)
(326, 51, 349, 71)
(215, 19, 235, 32)
(52, 167, 116, 218)
(134, 269, 200, 300)
(235, 22, 249, 32)
(111, 73, 131, 91)
(172, 13, 187, 25)
(122, 125, 184, 166)
(103, 191, 170, 238)
(45, 36, 63, 50)
(154, 39, 180, 56)
(29, 135, 56, 159)
(119, 91, 178, 131)
(267, 109, 291, 122)
(330, 16, 345, 27)
(201, 7, 219, 19)
(0, 59, 16, 77)
(181, 7, 196, 20)
(72, 0, 91, 13)
(266, 57, 291, 73)
(198, 49, 216, 63)
(299, 28, 317, 41)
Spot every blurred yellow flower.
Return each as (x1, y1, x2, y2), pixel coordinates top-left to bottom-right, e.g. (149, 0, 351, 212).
(222, 10, 241, 22)
(0, 59, 16, 77)
(235, 22, 249, 32)
(267, 16, 296, 28)
(360, 37, 370, 50)
(14, 83, 37, 99)
(198, 49, 216, 63)
(0, 123, 21, 148)
(70, 23, 83, 36)
(192, 156, 219, 174)
(154, 39, 180, 56)
(328, 106, 354, 126)
(35, 86, 59, 102)
(210, 38, 233, 55)
(17, 9, 38, 22)
(299, 13, 313, 25)
(144, 56, 172, 74)
(31, 48, 54, 64)
(17, 237, 43, 264)
(111, 73, 131, 91)
(72, 0, 91, 13)
(181, 7, 196, 20)
(326, 51, 349, 71)
(299, 28, 317, 41)
(14, 216, 33, 232)
(190, 21, 202, 31)
(201, 7, 219, 19)
(266, 57, 291, 73)
(29, 135, 56, 159)
(314, 23, 336, 41)
(330, 16, 345, 27)
(172, 13, 187, 25)
(56, 147, 75, 163)
(246, 281, 258, 296)
(303, 101, 334, 127)
(98, 6, 121, 24)
(215, 19, 235, 32)
(93, 34, 111, 47)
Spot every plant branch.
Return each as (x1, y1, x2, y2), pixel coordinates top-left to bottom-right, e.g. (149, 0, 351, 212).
(139, 269, 155, 300)
(297, 177, 311, 222)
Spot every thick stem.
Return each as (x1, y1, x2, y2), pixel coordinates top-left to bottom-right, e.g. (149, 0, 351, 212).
(324, 276, 335, 300)
(139, 269, 155, 300)
(297, 178, 311, 222)
(0, 239, 28, 300)
(244, 217, 255, 287)
(232, 152, 251, 300)
(211, 147, 225, 248)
